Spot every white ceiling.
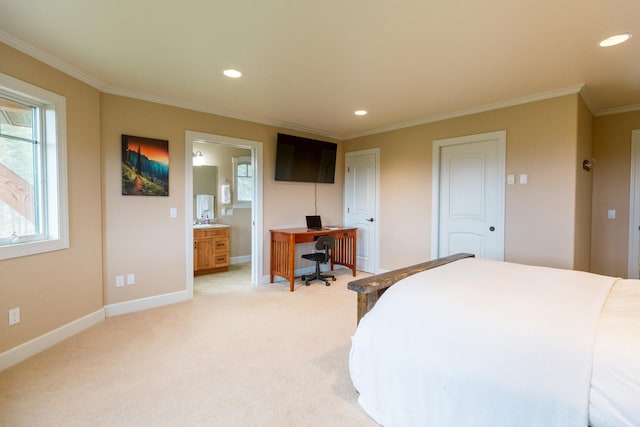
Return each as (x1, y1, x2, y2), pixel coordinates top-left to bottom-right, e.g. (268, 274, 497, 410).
(1, 0, 639, 139)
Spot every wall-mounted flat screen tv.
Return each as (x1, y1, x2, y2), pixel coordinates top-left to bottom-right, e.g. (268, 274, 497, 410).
(275, 133, 337, 183)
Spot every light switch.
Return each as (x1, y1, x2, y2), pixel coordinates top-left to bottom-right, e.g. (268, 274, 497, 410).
(608, 209, 616, 219)
(519, 174, 528, 185)
(170, 207, 177, 218)
(507, 174, 515, 185)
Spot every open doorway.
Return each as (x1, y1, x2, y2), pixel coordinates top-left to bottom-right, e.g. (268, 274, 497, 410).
(185, 131, 263, 297)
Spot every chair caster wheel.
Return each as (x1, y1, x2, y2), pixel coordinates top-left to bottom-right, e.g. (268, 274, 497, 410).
(325, 282, 330, 286)
(332, 277, 336, 281)
(305, 282, 310, 286)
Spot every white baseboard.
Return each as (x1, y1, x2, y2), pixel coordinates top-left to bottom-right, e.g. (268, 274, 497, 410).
(104, 290, 191, 317)
(1, 290, 192, 371)
(230, 255, 251, 265)
(0, 308, 105, 372)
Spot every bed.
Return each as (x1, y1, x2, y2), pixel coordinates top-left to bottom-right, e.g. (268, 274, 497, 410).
(348, 254, 640, 427)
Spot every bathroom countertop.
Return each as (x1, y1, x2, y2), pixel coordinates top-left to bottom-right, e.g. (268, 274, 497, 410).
(193, 223, 230, 229)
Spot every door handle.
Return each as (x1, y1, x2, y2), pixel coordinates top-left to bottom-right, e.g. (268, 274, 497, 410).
(489, 226, 495, 232)
(366, 218, 374, 222)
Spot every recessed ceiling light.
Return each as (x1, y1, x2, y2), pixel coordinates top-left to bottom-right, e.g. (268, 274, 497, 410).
(354, 110, 368, 116)
(223, 69, 242, 78)
(599, 34, 632, 47)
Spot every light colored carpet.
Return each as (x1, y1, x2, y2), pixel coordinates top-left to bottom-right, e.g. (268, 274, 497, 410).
(0, 265, 377, 427)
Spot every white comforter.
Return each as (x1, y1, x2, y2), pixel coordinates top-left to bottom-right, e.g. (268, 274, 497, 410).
(590, 278, 640, 426)
(349, 258, 617, 427)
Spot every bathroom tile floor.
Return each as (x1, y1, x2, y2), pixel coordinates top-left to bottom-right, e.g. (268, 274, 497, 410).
(194, 262, 252, 295)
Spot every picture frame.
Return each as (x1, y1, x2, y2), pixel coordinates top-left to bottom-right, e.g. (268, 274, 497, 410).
(121, 134, 169, 196)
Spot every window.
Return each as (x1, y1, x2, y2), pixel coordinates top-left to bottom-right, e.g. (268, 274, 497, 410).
(233, 156, 252, 208)
(0, 73, 68, 260)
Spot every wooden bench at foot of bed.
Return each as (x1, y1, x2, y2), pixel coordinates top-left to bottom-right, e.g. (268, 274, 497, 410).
(347, 253, 475, 324)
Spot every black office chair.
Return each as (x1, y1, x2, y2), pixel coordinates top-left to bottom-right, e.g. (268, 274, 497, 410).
(301, 235, 337, 286)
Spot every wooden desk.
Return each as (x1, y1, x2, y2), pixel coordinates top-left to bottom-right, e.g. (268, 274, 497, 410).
(270, 227, 357, 292)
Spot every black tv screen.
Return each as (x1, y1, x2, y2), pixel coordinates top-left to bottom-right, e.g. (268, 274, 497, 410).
(275, 133, 337, 183)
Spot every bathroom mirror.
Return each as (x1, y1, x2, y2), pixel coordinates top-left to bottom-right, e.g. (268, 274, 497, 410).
(193, 165, 218, 221)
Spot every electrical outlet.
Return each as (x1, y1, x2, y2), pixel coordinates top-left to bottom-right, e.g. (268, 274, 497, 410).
(9, 307, 20, 326)
(126, 273, 135, 285)
(116, 275, 125, 287)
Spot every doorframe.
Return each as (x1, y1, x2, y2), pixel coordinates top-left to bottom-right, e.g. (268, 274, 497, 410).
(431, 130, 506, 259)
(344, 148, 380, 273)
(627, 129, 640, 279)
(185, 130, 264, 296)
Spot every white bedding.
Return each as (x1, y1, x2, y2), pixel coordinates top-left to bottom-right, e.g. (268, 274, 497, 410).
(349, 258, 624, 427)
(590, 278, 640, 426)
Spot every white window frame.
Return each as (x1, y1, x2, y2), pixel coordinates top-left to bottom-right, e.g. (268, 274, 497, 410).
(232, 155, 252, 209)
(0, 72, 69, 260)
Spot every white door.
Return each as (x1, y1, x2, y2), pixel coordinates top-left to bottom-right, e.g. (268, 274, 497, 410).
(627, 129, 640, 279)
(345, 149, 379, 273)
(432, 131, 505, 260)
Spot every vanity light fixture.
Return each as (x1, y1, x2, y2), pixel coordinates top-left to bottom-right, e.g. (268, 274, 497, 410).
(354, 110, 368, 116)
(223, 69, 242, 78)
(599, 34, 632, 47)
(192, 151, 205, 166)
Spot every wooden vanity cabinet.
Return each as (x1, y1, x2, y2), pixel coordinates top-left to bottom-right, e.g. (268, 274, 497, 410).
(194, 227, 230, 275)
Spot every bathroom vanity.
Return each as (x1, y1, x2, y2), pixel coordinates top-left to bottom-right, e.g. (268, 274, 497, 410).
(194, 224, 230, 275)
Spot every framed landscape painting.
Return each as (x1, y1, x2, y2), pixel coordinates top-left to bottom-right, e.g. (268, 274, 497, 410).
(121, 134, 169, 196)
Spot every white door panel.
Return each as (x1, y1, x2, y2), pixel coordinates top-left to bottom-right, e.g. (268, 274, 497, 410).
(449, 232, 485, 258)
(628, 130, 640, 278)
(345, 150, 379, 273)
(433, 131, 505, 261)
(449, 155, 486, 219)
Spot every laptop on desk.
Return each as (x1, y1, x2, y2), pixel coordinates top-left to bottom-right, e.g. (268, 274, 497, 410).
(306, 215, 326, 231)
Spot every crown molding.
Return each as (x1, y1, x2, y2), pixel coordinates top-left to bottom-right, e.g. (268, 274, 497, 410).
(0, 30, 105, 90)
(344, 85, 587, 140)
(596, 103, 640, 117)
(0, 31, 342, 139)
(4, 31, 638, 140)
(102, 86, 342, 140)
(578, 85, 599, 114)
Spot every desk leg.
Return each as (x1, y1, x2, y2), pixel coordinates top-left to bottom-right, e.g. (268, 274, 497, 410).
(270, 231, 293, 288)
(288, 233, 295, 292)
(269, 232, 276, 283)
(352, 232, 357, 276)
(333, 230, 358, 277)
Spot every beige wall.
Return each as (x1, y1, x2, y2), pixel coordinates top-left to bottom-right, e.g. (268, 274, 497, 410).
(0, 43, 103, 352)
(591, 110, 640, 277)
(101, 94, 343, 305)
(345, 95, 581, 271)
